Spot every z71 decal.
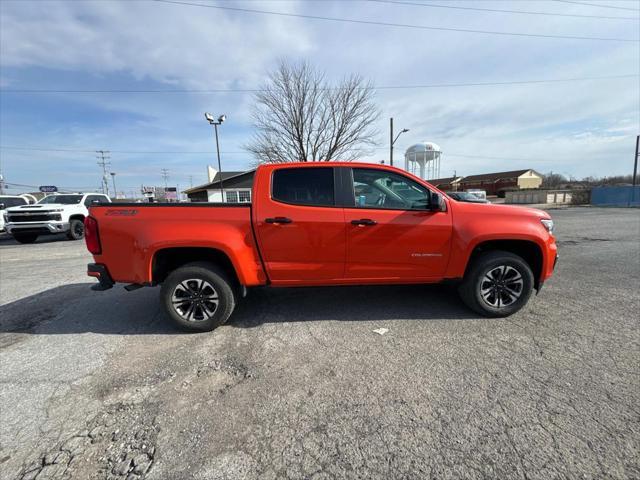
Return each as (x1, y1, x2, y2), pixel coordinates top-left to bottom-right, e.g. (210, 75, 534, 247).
(105, 209, 138, 216)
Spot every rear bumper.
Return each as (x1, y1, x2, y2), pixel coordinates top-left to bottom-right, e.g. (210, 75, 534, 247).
(88, 263, 115, 291)
(6, 221, 69, 235)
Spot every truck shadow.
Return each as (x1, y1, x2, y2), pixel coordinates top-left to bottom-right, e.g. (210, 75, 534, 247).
(232, 284, 476, 328)
(0, 233, 71, 245)
(0, 283, 477, 336)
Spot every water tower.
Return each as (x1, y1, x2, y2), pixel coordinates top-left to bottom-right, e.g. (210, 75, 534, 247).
(404, 142, 442, 180)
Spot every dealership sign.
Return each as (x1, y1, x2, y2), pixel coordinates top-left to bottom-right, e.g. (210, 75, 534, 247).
(39, 186, 58, 193)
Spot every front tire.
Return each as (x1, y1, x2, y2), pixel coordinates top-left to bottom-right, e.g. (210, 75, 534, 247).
(459, 250, 534, 317)
(13, 233, 38, 244)
(160, 262, 236, 332)
(67, 219, 85, 240)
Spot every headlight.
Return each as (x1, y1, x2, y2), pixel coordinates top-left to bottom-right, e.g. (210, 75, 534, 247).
(540, 219, 554, 234)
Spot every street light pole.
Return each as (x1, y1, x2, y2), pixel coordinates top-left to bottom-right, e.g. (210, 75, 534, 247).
(214, 122, 223, 201)
(390, 117, 409, 167)
(205, 113, 226, 202)
(390, 117, 393, 166)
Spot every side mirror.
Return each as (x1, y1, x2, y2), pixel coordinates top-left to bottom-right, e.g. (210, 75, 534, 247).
(429, 192, 442, 211)
(0, 203, 5, 210)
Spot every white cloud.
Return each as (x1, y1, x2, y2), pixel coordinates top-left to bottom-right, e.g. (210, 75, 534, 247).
(0, 0, 314, 88)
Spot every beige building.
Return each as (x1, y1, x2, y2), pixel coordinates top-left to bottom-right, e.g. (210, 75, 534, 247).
(516, 170, 544, 189)
(458, 169, 543, 196)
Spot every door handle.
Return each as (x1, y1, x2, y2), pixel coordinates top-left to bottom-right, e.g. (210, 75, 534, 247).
(351, 218, 377, 226)
(265, 217, 292, 224)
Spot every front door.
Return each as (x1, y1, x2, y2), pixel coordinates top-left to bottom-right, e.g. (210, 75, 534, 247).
(344, 167, 452, 281)
(254, 166, 346, 285)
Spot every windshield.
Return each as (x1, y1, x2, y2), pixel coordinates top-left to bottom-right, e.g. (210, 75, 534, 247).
(0, 197, 28, 209)
(38, 195, 83, 205)
(446, 191, 479, 201)
(453, 192, 477, 200)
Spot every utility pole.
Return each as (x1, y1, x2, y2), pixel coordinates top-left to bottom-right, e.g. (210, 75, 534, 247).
(189, 175, 194, 188)
(96, 150, 111, 196)
(110, 172, 117, 199)
(161, 169, 169, 188)
(633, 135, 639, 187)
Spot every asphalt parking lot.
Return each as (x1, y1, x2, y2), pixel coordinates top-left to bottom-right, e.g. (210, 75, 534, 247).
(0, 207, 638, 480)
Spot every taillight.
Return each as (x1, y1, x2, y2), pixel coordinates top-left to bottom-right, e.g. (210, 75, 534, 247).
(84, 216, 102, 254)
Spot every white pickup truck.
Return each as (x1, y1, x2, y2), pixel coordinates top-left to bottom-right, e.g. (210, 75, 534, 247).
(0, 195, 30, 232)
(4, 193, 110, 243)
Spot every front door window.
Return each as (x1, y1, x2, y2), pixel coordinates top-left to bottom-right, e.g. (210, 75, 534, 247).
(352, 169, 430, 210)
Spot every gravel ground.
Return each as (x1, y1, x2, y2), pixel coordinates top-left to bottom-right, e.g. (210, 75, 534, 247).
(0, 207, 638, 480)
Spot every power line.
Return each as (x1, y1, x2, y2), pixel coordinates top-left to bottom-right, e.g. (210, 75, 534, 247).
(4, 144, 635, 164)
(2, 181, 99, 192)
(2, 132, 637, 157)
(1, 73, 636, 94)
(0, 146, 246, 154)
(151, 0, 638, 42)
(552, 0, 640, 12)
(368, 0, 638, 20)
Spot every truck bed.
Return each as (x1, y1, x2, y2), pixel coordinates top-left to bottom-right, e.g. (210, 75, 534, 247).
(88, 203, 267, 286)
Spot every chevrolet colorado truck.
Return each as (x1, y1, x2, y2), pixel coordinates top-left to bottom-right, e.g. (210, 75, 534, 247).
(5, 193, 111, 243)
(86, 163, 558, 331)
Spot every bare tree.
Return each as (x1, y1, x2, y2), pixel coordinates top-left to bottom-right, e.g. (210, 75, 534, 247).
(246, 61, 380, 163)
(542, 171, 568, 188)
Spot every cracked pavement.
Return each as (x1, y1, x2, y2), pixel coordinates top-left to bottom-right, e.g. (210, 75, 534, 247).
(0, 207, 638, 479)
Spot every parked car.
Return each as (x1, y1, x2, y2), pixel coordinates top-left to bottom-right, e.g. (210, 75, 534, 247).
(85, 162, 558, 331)
(0, 195, 30, 232)
(4, 193, 110, 243)
(445, 191, 490, 204)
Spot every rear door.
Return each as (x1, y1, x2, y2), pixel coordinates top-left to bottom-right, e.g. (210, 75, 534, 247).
(344, 167, 453, 281)
(254, 166, 346, 284)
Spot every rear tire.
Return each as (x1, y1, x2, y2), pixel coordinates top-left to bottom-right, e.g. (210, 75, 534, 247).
(67, 219, 85, 240)
(160, 262, 236, 332)
(13, 233, 38, 244)
(459, 250, 534, 317)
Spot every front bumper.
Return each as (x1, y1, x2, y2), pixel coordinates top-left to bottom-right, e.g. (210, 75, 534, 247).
(6, 221, 70, 235)
(88, 263, 115, 291)
(538, 253, 559, 293)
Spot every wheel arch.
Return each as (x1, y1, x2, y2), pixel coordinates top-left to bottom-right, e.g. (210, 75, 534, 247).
(465, 239, 543, 289)
(68, 214, 85, 222)
(151, 247, 240, 288)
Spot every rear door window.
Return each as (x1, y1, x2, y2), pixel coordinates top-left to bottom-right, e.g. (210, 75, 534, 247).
(272, 168, 335, 207)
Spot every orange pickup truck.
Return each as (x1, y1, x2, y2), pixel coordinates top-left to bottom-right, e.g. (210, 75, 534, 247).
(86, 162, 558, 331)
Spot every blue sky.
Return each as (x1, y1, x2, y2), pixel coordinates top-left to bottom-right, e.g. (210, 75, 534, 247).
(1, 0, 638, 196)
